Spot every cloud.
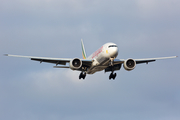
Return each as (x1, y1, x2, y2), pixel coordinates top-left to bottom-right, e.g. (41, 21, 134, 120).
(0, 0, 180, 120)
(136, 0, 180, 19)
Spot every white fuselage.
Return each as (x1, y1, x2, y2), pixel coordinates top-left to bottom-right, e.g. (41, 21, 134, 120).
(86, 43, 118, 74)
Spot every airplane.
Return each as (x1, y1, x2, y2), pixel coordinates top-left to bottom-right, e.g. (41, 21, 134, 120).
(5, 39, 177, 80)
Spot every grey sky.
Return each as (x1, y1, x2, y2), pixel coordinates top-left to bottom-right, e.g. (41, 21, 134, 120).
(0, 0, 180, 120)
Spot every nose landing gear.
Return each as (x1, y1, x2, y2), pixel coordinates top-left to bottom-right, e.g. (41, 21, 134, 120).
(109, 72, 117, 80)
(79, 72, 86, 79)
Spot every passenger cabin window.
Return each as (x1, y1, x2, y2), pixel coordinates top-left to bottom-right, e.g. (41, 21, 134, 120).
(108, 45, 117, 48)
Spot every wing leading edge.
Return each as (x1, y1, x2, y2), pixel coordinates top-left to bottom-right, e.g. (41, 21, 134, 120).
(4, 54, 92, 67)
(113, 56, 178, 65)
(135, 56, 178, 64)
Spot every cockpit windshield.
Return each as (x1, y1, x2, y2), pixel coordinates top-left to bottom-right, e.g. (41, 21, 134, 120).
(108, 45, 117, 48)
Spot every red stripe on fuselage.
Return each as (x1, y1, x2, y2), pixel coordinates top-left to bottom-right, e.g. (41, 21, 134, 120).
(92, 46, 103, 59)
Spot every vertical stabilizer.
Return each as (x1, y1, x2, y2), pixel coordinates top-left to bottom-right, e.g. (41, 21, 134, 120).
(81, 39, 87, 59)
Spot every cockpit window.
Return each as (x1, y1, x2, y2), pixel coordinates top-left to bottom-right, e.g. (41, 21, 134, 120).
(108, 45, 117, 48)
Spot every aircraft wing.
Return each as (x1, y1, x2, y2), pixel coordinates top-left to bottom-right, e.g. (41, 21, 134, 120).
(4, 54, 92, 67)
(134, 56, 178, 64)
(113, 56, 177, 65)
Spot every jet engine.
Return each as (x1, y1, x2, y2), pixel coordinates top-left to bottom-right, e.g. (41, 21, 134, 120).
(123, 59, 136, 71)
(70, 58, 82, 70)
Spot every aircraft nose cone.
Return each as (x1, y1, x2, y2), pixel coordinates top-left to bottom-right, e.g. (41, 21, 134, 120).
(110, 47, 118, 58)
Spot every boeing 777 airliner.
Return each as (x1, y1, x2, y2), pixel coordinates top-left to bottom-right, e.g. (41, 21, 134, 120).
(5, 39, 177, 80)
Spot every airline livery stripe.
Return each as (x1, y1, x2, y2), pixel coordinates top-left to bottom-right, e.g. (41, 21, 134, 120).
(81, 40, 86, 59)
(82, 52, 86, 59)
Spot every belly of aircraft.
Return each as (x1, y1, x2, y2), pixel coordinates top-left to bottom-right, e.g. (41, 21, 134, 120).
(86, 66, 108, 74)
(87, 56, 110, 74)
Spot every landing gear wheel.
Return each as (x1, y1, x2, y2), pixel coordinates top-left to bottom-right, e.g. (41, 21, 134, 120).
(79, 72, 86, 80)
(113, 73, 116, 80)
(109, 73, 113, 80)
(109, 73, 117, 80)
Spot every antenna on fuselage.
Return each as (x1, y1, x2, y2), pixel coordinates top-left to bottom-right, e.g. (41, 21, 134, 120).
(81, 39, 87, 59)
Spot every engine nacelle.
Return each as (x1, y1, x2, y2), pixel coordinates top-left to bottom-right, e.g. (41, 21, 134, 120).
(69, 58, 82, 70)
(123, 59, 136, 71)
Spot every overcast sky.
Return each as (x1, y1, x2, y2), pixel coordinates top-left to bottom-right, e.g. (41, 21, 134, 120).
(0, 0, 180, 120)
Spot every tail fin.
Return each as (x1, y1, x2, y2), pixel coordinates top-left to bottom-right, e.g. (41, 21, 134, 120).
(81, 39, 87, 59)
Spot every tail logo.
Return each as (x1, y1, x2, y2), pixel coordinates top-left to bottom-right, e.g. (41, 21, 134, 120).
(81, 39, 87, 59)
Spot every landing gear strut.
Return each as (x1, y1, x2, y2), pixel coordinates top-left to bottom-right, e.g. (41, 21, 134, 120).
(108, 58, 117, 80)
(79, 72, 86, 79)
(109, 72, 117, 80)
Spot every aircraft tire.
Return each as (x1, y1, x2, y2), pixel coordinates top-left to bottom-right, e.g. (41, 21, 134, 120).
(113, 73, 117, 80)
(109, 73, 113, 80)
(79, 72, 83, 79)
(79, 72, 86, 80)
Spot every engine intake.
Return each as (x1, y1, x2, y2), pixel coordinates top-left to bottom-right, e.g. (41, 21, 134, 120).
(123, 59, 136, 71)
(70, 58, 82, 70)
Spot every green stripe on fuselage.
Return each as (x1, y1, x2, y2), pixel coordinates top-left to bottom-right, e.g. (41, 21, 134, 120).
(81, 39, 87, 59)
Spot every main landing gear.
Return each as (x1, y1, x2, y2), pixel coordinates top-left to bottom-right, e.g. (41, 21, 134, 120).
(79, 72, 86, 79)
(109, 72, 117, 80)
